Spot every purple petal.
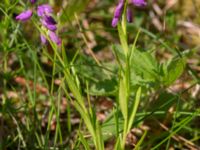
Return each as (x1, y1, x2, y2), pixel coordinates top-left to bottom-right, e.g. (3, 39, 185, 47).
(41, 19, 57, 31)
(132, 0, 147, 7)
(112, 18, 119, 27)
(127, 8, 133, 23)
(37, 4, 53, 17)
(44, 16, 56, 25)
(49, 31, 61, 46)
(30, 0, 37, 4)
(112, 0, 124, 27)
(113, 0, 124, 18)
(16, 10, 32, 21)
(40, 34, 47, 44)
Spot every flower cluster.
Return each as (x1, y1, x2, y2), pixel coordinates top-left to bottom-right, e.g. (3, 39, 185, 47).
(112, 0, 147, 27)
(16, 0, 61, 46)
(37, 4, 61, 45)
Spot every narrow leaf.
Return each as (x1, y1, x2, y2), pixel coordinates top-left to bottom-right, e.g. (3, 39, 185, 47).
(127, 87, 142, 131)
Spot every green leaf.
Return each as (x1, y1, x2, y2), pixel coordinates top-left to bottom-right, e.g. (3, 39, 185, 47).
(162, 57, 186, 86)
(113, 45, 160, 86)
(130, 48, 159, 85)
(89, 79, 117, 96)
(75, 55, 118, 96)
(119, 74, 128, 119)
(102, 115, 124, 141)
(127, 87, 142, 132)
(134, 130, 147, 150)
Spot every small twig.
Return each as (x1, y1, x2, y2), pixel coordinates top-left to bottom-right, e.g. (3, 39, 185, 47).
(157, 120, 199, 150)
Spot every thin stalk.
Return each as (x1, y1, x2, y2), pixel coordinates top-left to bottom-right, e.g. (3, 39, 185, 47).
(44, 50, 57, 149)
(54, 85, 63, 145)
(3, 52, 8, 87)
(121, 0, 131, 148)
(118, 1, 142, 149)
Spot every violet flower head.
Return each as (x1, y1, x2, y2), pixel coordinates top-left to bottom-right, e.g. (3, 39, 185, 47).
(41, 17, 57, 31)
(127, 8, 133, 23)
(112, 0, 124, 27)
(37, 4, 61, 46)
(15, 2, 61, 46)
(132, 0, 147, 7)
(16, 10, 33, 21)
(37, 4, 53, 17)
(41, 16, 57, 31)
(49, 31, 61, 46)
(30, 0, 37, 4)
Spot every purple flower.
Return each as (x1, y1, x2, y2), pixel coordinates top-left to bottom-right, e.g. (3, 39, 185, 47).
(15, 2, 61, 46)
(40, 34, 47, 44)
(127, 8, 133, 23)
(111, 0, 147, 27)
(37, 4, 53, 17)
(112, 18, 119, 27)
(132, 0, 147, 7)
(49, 31, 61, 46)
(41, 19, 57, 31)
(16, 10, 33, 21)
(112, 0, 124, 27)
(37, 4, 61, 46)
(114, 0, 124, 18)
(40, 16, 57, 31)
(30, 0, 37, 4)
(44, 16, 57, 25)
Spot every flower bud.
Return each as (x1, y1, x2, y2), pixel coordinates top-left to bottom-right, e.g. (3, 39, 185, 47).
(16, 10, 32, 21)
(127, 8, 133, 23)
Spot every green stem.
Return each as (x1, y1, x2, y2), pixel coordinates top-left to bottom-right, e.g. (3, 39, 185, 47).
(121, 0, 128, 56)
(3, 52, 8, 88)
(118, 1, 137, 149)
